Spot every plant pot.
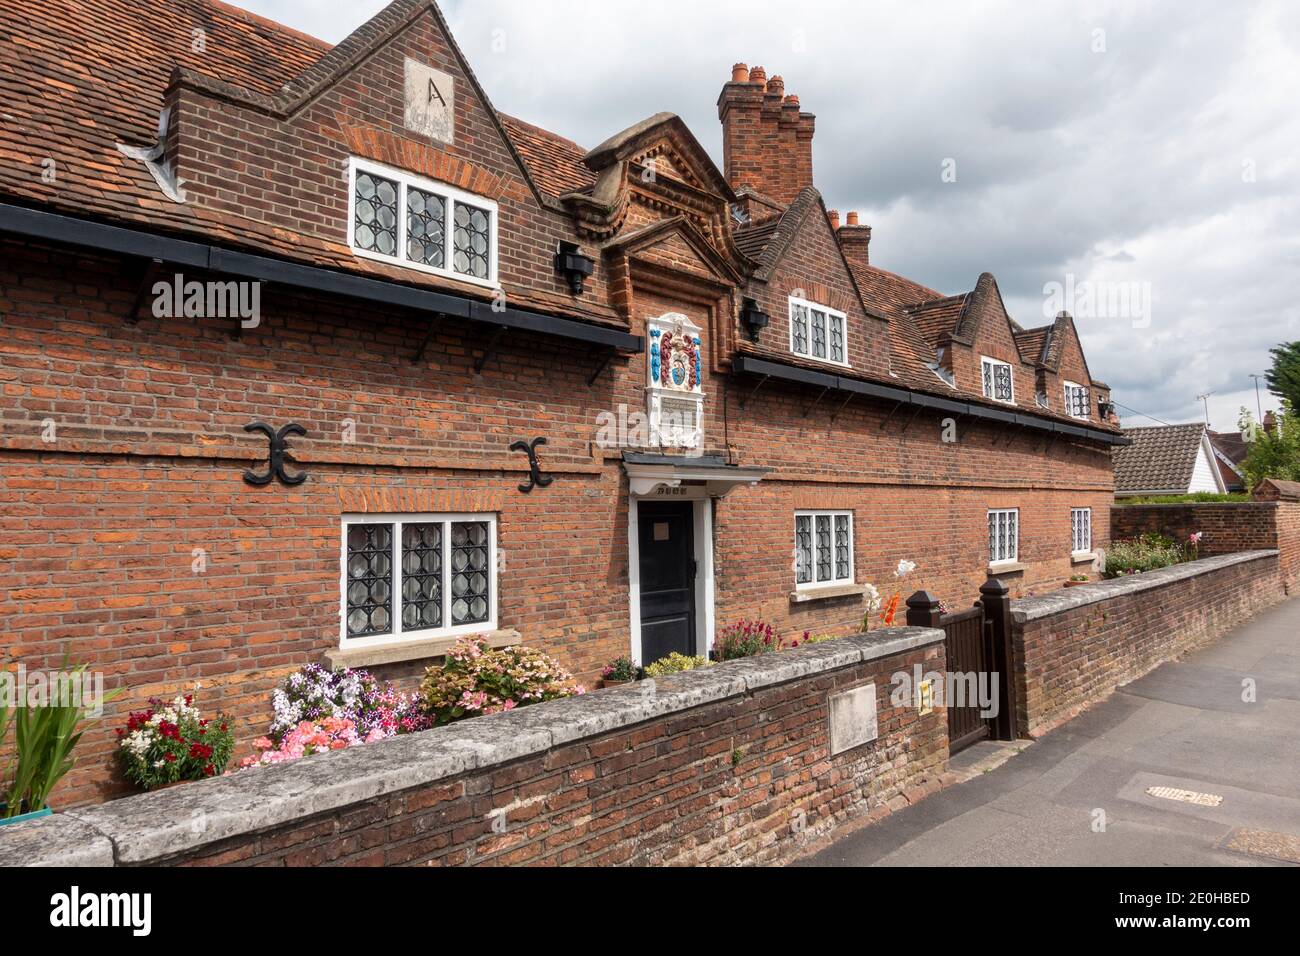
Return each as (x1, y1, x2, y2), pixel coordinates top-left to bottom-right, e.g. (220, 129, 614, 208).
(1064, 579, 1091, 588)
(0, 804, 53, 827)
(602, 678, 632, 688)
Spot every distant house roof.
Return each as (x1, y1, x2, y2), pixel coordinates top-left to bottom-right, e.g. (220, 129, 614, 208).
(1113, 423, 1222, 495)
(1208, 430, 1248, 492)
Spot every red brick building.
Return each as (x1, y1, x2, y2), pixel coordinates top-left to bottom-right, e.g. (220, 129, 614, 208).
(0, 0, 1124, 804)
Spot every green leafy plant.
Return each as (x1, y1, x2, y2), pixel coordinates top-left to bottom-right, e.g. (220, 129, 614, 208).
(600, 656, 638, 683)
(643, 653, 711, 678)
(1103, 533, 1188, 579)
(1240, 403, 1300, 487)
(1117, 492, 1249, 504)
(714, 619, 781, 661)
(2, 660, 115, 817)
(419, 637, 584, 726)
(116, 691, 236, 790)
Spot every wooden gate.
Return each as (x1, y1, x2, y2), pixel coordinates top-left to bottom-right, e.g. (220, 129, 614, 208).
(905, 579, 1019, 756)
(938, 606, 991, 754)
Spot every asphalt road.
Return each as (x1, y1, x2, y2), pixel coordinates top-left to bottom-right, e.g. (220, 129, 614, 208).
(798, 597, 1300, 867)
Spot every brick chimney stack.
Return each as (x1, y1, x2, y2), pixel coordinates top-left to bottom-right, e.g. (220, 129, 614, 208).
(836, 209, 872, 268)
(718, 64, 816, 206)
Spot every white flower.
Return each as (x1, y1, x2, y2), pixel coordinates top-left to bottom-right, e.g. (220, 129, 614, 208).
(862, 582, 881, 611)
(895, 559, 917, 579)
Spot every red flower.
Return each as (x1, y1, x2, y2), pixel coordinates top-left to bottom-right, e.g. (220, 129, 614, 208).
(163, 752, 176, 763)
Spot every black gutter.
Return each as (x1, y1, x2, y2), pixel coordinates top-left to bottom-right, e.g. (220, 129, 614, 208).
(733, 355, 1130, 446)
(0, 202, 643, 353)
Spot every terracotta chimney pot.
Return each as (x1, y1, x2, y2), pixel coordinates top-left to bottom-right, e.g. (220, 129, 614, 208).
(828, 210, 840, 230)
(748, 65, 766, 84)
(731, 63, 749, 82)
(846, 211, 859, 226)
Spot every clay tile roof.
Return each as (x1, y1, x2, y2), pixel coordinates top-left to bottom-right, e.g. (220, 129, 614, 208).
(1113, 424, 1209, 494)
(1014, 326, 1051, 365)
(907, 294, 969, 347)
(732, 216, 782, 260)
(498, 113, 596, 199)
(849, 262, 942, 323)
(0, 0, 329, 227)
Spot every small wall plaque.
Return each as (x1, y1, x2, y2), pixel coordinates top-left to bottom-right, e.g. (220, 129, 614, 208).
(828, 683, 878, 756)
(404, 58, 455, 144)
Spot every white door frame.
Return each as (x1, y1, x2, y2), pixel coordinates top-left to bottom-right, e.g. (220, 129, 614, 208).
(627, 491, 715, 667)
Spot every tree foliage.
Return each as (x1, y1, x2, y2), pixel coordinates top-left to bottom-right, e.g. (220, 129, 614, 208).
(1266, 341, 1300, 409)
(1239, 402, 1300, 488)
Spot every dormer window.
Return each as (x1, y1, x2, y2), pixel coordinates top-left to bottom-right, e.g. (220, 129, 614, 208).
(1063, 381, 1090, 419)
(348, 158, 497, 287)
(789, 296, 848, 366)
(981, 357, 1014, 404)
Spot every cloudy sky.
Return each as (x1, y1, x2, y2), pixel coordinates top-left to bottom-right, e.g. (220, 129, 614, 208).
(243, 0, 1298, 431)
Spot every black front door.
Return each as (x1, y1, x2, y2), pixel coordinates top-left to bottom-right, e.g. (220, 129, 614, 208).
(637, 500, 696, 665)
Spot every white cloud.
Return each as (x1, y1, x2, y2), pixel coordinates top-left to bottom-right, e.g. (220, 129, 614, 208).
(234, 0, 1300, 430)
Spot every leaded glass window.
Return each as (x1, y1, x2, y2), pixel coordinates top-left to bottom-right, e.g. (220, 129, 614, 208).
(349, 160, 496, 284)
(988, 509, 1019, 564)
(1071, 508, 1092, 553)
(815, 514, 832, 580)
(342, 515, 495, 642)
(406, 188, 445, 268)
(450, 521, 490, 625)
(791, 302, 809, 355)
(834, 514, 851, 580)
(789, 297, 847, 365)
(453, 202, 491, 279)
(345, 524, 393, 637)
(795, 515, 813, 585)
(811, 309, 829, 359)
(353, 172, 398, 257)
(981, 358, 1014, 403)
(1064, 383, 1090, 419)
(795, 511, 854, 588)
(401, 523, 442, 630)
(830, 314, 845, 363)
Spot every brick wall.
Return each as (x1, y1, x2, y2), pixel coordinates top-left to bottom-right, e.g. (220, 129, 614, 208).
(1009, 551, 1284, 737)
(0, 237, 1113, 807)
(0, 629, 948, 868)
(1111, 500, 1300, 593)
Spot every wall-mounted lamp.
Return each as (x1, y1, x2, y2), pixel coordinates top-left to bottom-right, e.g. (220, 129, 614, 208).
(741, 297, 769, 342)
(555, 242, 595, 295)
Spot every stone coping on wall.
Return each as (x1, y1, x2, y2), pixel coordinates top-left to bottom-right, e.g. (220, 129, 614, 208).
(0, 626, 942, 867)
(1011, 550, 1279, 624)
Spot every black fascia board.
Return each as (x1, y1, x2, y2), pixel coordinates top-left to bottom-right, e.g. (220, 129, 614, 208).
(732, 353, 1123, 445)
(0, 202, 643, 353)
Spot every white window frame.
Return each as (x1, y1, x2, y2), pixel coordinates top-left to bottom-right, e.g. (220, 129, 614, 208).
(339, 512, 498, 648)
(980, 357, 1015, 404)
(794, 510, 855, 591)
(347, 156, 499, 289)
(1063, 381, 1090, 419)
(988, 508, 1019, 565)
(788, 295, 850, 368)
(1071, 507, 1093, 556)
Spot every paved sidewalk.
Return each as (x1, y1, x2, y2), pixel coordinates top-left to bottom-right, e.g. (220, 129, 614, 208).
(798, 597, 1300, 867)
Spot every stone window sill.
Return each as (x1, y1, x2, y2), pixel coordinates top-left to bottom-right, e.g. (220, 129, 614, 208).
(324, 628, 522, 670)
(1071, 551, 1096, 564)
(987, 561, 1026, 575)
(789, 582, 868, 603)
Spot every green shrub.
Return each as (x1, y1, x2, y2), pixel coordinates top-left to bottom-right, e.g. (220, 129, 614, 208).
(643, 653, 711, 677)
(1103, 533, 1188, 578)
(1117, 492, 1249, 504)
(714, 619, 780, 660)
